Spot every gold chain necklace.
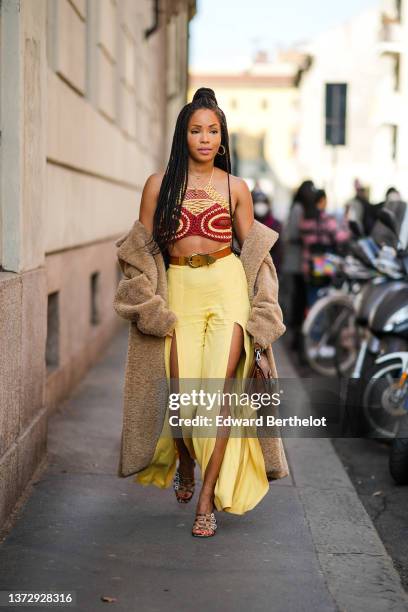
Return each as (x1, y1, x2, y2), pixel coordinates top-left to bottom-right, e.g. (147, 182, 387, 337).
(188, 166, 214, 197)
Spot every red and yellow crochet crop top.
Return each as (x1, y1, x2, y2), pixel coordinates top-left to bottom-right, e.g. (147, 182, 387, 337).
(174, 177, 233, 243)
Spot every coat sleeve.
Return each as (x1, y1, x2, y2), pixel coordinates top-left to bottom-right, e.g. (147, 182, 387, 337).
(113, 260, 177, 337)
(245, 253, 286, 349)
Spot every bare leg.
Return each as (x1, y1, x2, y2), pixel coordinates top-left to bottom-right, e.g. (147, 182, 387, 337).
(169, 331, 195, 500)
(196, 322, 244, 514)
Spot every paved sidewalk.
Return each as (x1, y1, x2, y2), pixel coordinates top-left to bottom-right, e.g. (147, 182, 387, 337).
(0, 325, 407, 611)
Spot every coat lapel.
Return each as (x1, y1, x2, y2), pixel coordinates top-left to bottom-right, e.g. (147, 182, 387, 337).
(115, 220, 158, 268)
(114, 220, 170, 302)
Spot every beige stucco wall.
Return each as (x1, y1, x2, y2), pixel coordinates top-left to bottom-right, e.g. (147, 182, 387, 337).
(0, 0, 194, 532)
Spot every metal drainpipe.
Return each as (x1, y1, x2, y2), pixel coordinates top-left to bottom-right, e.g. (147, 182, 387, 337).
(144, 0, 160, 39)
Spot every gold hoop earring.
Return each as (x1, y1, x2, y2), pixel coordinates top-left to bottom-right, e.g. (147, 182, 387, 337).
(217, 144, 226, 156)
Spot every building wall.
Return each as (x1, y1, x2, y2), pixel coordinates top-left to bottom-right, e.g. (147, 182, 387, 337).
(295, 1, 408, 208)
(0, 0, 194, 532)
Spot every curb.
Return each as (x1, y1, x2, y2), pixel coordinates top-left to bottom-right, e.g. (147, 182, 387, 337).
(275, 339, 408, 611)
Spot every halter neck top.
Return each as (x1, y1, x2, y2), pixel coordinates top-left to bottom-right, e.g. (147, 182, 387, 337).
(174, 174, 233, 243)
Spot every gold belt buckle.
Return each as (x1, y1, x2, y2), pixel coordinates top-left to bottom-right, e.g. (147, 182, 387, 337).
(187, 253, 216, 267)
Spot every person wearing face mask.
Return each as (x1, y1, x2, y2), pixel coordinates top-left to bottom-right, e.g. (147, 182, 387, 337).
(252, 192, 283, 275)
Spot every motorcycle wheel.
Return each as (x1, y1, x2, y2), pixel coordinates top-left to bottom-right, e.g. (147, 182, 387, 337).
(302, 294, 354, 377)
(362, 361, 406, 438)
(333, 310, 361, 378)
(361, 338, 408, 439)
(389, 414, 408, 485)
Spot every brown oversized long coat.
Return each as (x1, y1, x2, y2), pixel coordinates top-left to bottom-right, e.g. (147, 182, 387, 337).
(113, 218, 290, 481)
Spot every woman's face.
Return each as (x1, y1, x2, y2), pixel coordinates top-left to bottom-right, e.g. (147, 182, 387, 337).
(187, 108, 222, 163)
(317, 196, 327, 210)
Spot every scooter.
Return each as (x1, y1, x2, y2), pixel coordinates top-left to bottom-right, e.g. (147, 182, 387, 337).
(359, 278, 408, 438)
(342, 206, 408, 440)
(302, 238, 380, 377)
(371, 351, 408, 484)
(301, 200, 405, 378)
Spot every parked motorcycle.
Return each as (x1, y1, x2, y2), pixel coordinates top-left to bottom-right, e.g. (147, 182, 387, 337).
(343, 206, 408, 449)
(303, 199, 408, 379)
(302, 238, 381, 377)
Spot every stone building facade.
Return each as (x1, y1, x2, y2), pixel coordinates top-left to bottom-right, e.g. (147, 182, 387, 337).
(0, 0, 195, 531)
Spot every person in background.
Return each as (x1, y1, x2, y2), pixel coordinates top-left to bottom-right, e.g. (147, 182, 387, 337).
(281, 179, 316, 350)
(251, 180, 266, 203)
(253, 192, 283, 275)
(384, 186, 402, 204)
(346, 178, 378, 238)
(299, 189, 349, 308)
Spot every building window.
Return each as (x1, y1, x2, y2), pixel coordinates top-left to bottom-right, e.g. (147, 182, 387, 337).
(325, 83, 347, 146)
(90, 271, 101, 325)
(380, 123, 399, 161)
(393, 53, 401, 91)
(230, 98, 237, 109)
(230, 132, 239, 175)
(395, 0, 402, 21)
(46, 291, 60, 372)
(391, 124, 398, 160)
(166, 16, 179, 98)
(261, 98, 268, 110)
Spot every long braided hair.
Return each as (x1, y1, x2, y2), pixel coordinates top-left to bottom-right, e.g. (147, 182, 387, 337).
(144, 87, 232, 257)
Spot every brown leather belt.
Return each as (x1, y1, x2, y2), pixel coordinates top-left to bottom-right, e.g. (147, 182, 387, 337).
(169, 245, 232, 267)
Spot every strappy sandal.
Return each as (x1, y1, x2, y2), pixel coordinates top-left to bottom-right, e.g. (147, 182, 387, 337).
(192, 510, 217, 538)
(173, 467, 195, 504)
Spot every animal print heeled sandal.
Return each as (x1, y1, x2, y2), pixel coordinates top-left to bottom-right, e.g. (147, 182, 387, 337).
(173, 468, 195, 504)
(191, 511, 217, 538)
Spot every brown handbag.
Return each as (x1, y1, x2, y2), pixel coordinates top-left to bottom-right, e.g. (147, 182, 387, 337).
(245, 348, 280, 429)
(245, 348, 277, 396)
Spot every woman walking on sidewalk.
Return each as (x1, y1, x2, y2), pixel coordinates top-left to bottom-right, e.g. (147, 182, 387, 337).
(113, 87, 289, 537)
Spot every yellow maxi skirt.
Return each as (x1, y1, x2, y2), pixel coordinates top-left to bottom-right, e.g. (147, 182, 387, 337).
(135, 250, 269, 515)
